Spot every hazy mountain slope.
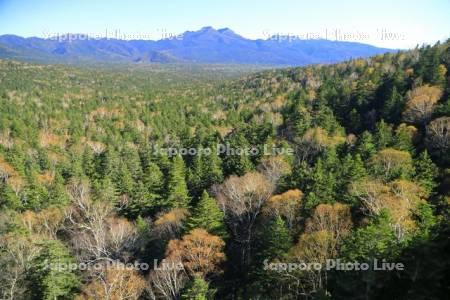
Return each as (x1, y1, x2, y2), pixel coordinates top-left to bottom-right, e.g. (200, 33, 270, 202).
(0, 27, 394, 65)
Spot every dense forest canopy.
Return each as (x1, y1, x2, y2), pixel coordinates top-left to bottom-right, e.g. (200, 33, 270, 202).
(0, 41, 449, 299)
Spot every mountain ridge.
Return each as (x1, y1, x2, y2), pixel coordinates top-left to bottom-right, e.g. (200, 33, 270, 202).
(0, 26, 396, 65)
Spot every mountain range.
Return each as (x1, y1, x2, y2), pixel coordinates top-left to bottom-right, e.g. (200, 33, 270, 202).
(0, 26, 395, 65)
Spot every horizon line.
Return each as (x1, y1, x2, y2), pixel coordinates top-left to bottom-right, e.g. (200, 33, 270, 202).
(2, 25, 443, 50)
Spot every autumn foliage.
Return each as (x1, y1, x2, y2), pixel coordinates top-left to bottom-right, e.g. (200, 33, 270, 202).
(403, 85, 442, 124)
(166, 229, 226, 278)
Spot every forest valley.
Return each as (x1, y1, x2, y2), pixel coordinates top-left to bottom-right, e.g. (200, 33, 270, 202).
(0, 41, 449, 300)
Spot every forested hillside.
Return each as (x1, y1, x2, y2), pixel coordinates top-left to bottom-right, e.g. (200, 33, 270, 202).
(0, 41, 449, 300)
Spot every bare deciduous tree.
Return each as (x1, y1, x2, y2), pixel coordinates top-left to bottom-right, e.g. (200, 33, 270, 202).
(284, 230, 333, 297)
(350, 179, 424, 240)
(152, 208, 190, 240)
(257, 155, 291, 185)
(295, 127, 330, 162)
(212, 171, 274, 268)
(263, 189, 303, 232)
(350, 179, 390, 215)
(147, 260, 188, 300)
(65, 179, 137, 266)
(426, 116, 450, 151)
(276, 203, 351, 298)
(305, 203, 353, 254)
(294, 127, 346, 162)
(403, 85, 442, 124)
(20, 207, 65, 239)
(0, 234, 40, 300)
(369, 148, 413, 180)
(76, 267, 146, 300)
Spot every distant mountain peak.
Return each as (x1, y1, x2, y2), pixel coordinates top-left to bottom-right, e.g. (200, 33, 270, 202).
(198, 26, 216, 33)
(0, 26, 394, 65)
(181, 26, 245, 43)
(218, 27, 232, 33)
(217, 27, 242, 38)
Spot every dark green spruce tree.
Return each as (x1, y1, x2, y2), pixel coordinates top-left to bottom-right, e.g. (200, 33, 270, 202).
(249, 215, 292, 298)
(181, 275, 212, 300)
(166, 155, 190, 208)
(28, 240, 80, 300)
(414, 150, 438, 196)
(186, 190, 227, 239)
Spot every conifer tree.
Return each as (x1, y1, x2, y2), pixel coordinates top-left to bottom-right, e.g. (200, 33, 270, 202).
(48, 172, 70, 206)
(337, 211, 399, 299)
(188, 149, 223, 198)
(67, 147, 85, 179)
(393, 124, 414, 152)
(303, 159, 336, 213)
(99, 147, 120, 178)
(154, 152, 171, 177)
(187, 190, 227, 239)
(97, 176, 118, 203)
(382, 87, 405, 123)
(143, 162, 164, 201)
(125, 180, 152, 217)
(339, 153, 367, 204)
(28, 240, 80, 300)
(375, 120, 393, 150)
(256, 215, 291, 260)
(187, 154, 205, 197)
(221, 131, 253, 176)
(204, 145, 224, 184)
(250, 216, 291, 298)
(166, 155, 190, 208)
(323, 146, 339, 173)
(122, 146, 143, 180)
(355, 131, 376, 161)
(0, 184, 22, 210)
(414, 150, 438, 195)
(181, 275, 211, 300)
(24, 174, 49, 210)
(81, 146, 96, 179)
(116, 162, 134, 196)
(285, 160, 310, 191)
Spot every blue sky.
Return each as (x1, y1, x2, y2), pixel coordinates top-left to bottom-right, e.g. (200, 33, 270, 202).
(1, 0, 449, 48)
